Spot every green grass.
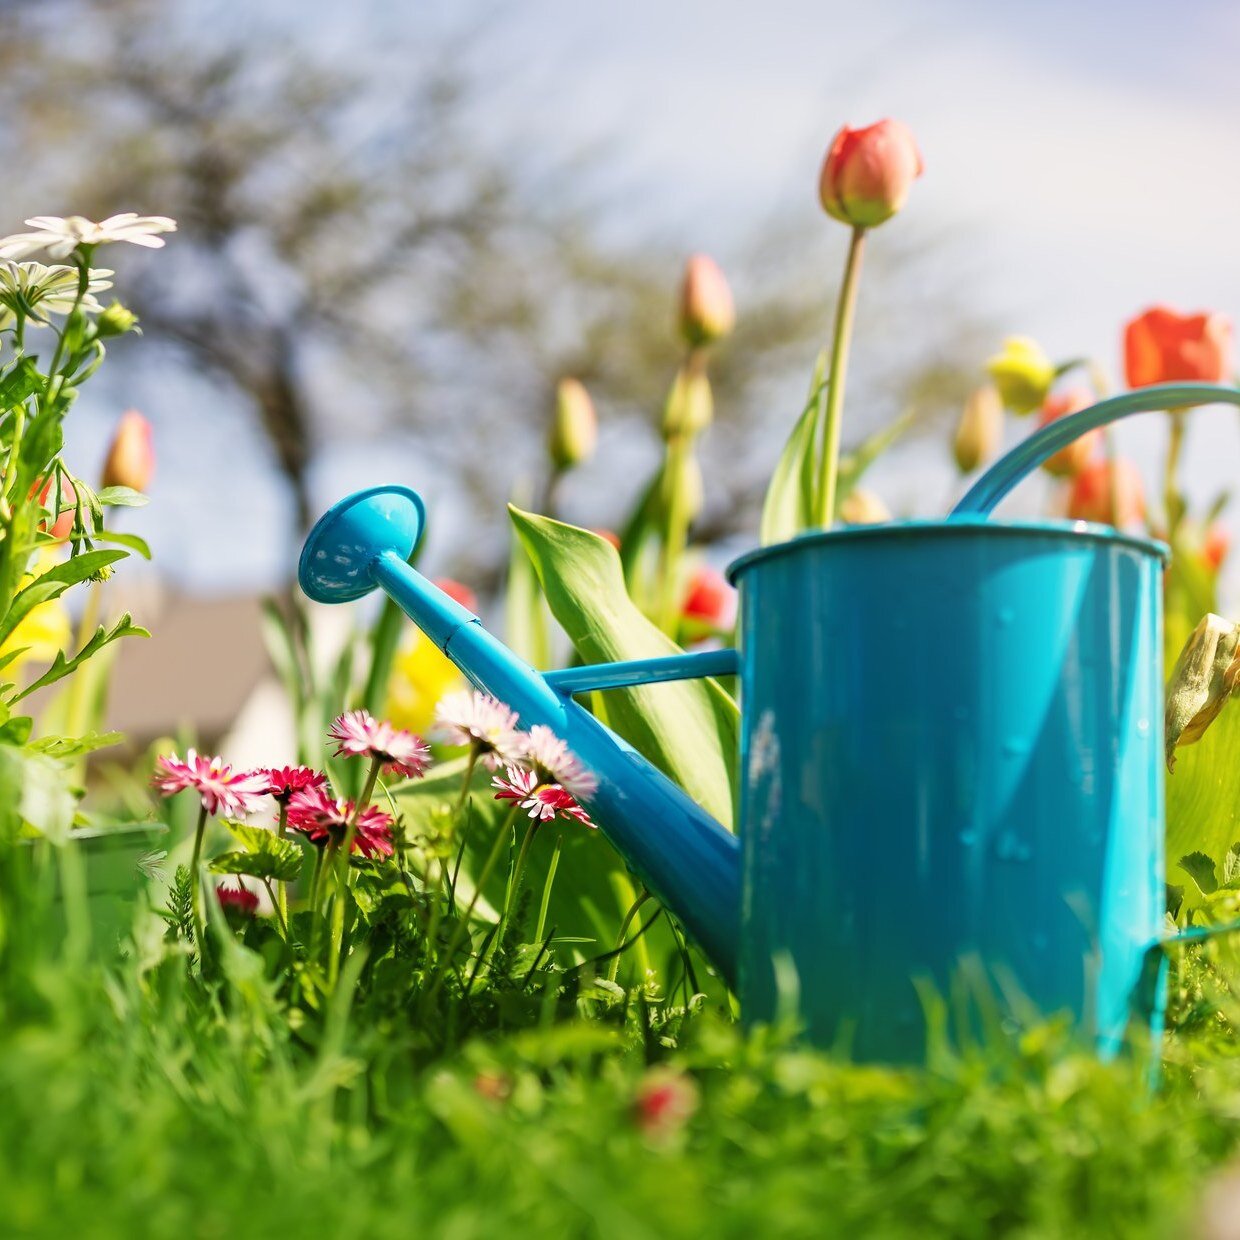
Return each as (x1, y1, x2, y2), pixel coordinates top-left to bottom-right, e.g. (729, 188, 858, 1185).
(5, 878, 1240, 1240)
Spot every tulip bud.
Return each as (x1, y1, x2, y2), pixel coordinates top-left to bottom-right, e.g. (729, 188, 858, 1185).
(662, 367, 713, 439)
(101, 409, 155, 492)
(1204, 523, 1231, 574)
(839, 488, 891, 525)
(678, 254, 735, 347)
(818, 119, 924, 229)
(591, 528, 621, 550)
(681, 565, 737, 632)
(548, 378, 597, 471)
(1037, 389, 1102, 479)
(952, 386, 1004, 474)
(986, 337, 1056, 415)
(433, 578, 478, 613)
(1066, 458, 1145, 528)
(1164, 613, 1240, 770)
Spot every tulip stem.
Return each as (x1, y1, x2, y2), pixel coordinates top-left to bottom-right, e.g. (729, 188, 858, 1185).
(1164, 411, 1186, 539)
(815, 226, 867, 529)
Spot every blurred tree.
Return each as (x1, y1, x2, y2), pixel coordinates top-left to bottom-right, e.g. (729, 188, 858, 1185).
(0, 0, 986, 580)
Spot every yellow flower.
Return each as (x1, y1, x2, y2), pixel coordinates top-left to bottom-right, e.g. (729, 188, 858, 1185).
(385, 631, 463, 736)
(0, 549, 70, 672)
(985, 336, 1055, 415)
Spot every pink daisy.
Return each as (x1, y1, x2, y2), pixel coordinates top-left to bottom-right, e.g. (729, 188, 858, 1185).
(153, 750, 269, 818)
(492, 765, 593, 827)
(215, 883, 260, 917)
(264, 765, 328, 804)
(286, 787, 395, 858)
(522, 725, 597, 800)
(431, 690, 526, 770)
(328, 709, 430, 779)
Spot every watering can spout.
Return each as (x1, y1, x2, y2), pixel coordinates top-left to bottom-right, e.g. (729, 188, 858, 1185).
(299, 486, 742, 984)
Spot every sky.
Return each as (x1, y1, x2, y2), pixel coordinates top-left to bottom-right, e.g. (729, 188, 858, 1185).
(76, 0, 1240, 593)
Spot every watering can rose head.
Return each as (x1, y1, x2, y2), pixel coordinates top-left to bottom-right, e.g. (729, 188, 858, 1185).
(818, 119, 923, 229)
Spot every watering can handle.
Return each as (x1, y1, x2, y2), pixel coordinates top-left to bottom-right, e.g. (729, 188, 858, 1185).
(952, 382, 1240, 518)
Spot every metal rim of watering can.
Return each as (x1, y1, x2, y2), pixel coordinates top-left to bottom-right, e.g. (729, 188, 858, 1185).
(726, 517, 1169, 586)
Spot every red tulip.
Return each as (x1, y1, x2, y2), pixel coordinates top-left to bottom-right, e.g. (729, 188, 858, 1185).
(101, 409, 154, 492)
(1037, 389, 1102, 478)
(1123, 306, 1232, 388)
(818, 119, 924, 229)
(434, 578, 477, 613)
(681, 565, 737, 632)
(1203, 523, 1230, 573)
(1066, 458, 1145, 528)
(678, 254, 735, 347)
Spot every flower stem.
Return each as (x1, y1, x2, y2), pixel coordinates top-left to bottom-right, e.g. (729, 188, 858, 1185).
(328, 757, 383, 987)
(607, 887, 651, 983)
(499, 817, 540, 946)
(188, 804, 208, 960)
(1164, 411, 1186, 540)
(814, 225, 868, 529)
(447, 749, 479, 915)
(426, 806, 519, 1001)
(262, 878, 289, 939)
(533, 833, 562, 947)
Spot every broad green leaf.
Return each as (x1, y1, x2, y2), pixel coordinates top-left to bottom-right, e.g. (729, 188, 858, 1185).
(12, 613, 148, 702)
(510, 507, 738, 828)
(18, 750, 78, 844)
(27, 730, 123, 759)
(0, 549, 126, 649)
(760, 352, 826, 546)
(1167, 704, 1240, 883)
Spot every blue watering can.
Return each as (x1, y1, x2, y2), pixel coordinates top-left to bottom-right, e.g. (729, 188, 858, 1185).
(300, 382, 1240, 1061)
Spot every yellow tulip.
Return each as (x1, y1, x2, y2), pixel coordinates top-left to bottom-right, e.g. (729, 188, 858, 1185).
(385, 631, 464, 736)
(0, 549, 70, 672)
(985, 336, 1056, 415)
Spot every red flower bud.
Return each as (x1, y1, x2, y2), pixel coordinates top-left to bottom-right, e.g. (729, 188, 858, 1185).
(30, 475, 76, 541)
(101, 409, 154, 492)
(633, 1070, 699, 1139)
(215, 883, 259, 919)
(1066, 458, 1145, 528)
(678, 254, 735, 347)
(1037, 389, 1102, 479)
(1203, 523, 1230, 574)
(433, 578, 478, 613)
(1123, 306, 1232, 388)
(819, 119, 924, 229)
(681, 565, 737, 631)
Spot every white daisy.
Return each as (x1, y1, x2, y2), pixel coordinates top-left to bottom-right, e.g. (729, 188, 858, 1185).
(0, 261, 114, 325)
(522, 724, 598, 800)
(0, 213, 176, 260)
(431, 690, 526, 770)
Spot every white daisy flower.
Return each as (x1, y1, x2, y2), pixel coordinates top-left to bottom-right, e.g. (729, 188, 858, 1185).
(431, 690, 526, 770)
(0, 213, 176, 260)
(0, 261, 114, 326)
(522, 724, 598, 800)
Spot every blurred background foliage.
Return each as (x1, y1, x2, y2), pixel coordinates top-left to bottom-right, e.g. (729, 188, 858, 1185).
(0, 0, 985, 589)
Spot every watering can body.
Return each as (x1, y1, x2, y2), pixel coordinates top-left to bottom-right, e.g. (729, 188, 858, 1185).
(299, 383, 1240, 1062)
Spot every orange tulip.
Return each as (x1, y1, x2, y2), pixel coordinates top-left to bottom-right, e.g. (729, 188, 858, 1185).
(1123, 306, 1232, 388)
(434, 578, 477, 613)
(818, 119, 924, 229)
(1037, 389, 1102, 478)
(1066, 458, 1145, 528)
(30, 475, 75, 540)
(101, 409, 155, 492)
(1203, 522, 1230, 573)
(678, 254, 735, 347)
(681, 565, 736, 631)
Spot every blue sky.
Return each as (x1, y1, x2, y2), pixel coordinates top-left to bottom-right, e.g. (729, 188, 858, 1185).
(81, 0, 1240, 590)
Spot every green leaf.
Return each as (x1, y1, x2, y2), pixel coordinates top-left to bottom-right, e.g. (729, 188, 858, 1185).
(27, 730, 123, 759)
(510, 507, 738, 828)
(1167, 699, 1240, 876)
(212, 820, 304, 882)
(1178, 851, 1219, 897)
(95, 530, 152, 559)
(505, 521, 551, 668)
(18, 750, 78, 843)
(95, 486, 149, 508)
(1223, 842, 1240, 887)
(0, 549, 126, 650)
(760, 352, 826, 547)
(0, 357, 45, 412)
(11, 614, 148, 702)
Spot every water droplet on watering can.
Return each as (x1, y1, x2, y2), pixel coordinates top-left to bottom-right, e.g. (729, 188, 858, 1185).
(1136, 717, 1151, 736)
(953, 705, 970, 722)
(996, 833, 1032, 863)
(1002, 736, 1029, 757)
(995, 606, 1016, 628)
(1032, 932, 1048, 951)
(959, 828, 978, 847)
